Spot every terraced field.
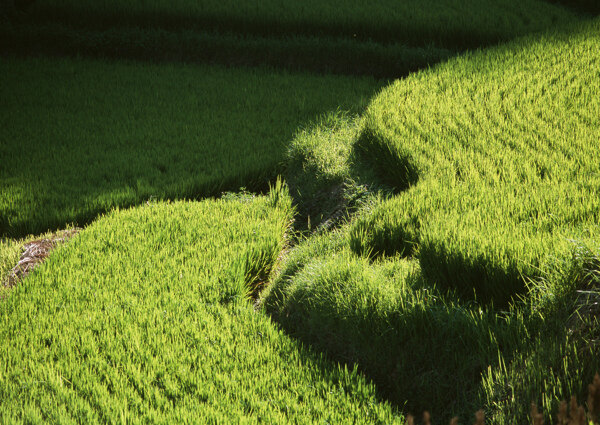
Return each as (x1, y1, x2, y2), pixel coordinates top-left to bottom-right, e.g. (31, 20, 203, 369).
(263, 17, 600, 423)
(1, 1, 599, 424)
(351, 18, 600, 305)
(0, 57, 380, 237)
(0, 185, 402, 423)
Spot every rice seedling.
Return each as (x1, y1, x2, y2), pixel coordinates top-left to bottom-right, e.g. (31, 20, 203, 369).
(1, 0, 597, 423)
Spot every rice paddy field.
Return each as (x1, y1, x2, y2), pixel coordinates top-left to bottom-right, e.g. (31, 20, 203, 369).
(8, 0, 582, 48)
(1, 0, 582, 77)
(1, 1, 599, 424)
(0, 58, 381, 237)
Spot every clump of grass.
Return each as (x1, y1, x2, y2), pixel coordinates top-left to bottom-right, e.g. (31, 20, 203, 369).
(481, 242, 600, 424)
(400, 373, 600, 424)
(262, 225, 516, 423)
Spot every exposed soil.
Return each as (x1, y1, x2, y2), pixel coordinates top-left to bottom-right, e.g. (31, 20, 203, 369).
(3, 228, 80, 289)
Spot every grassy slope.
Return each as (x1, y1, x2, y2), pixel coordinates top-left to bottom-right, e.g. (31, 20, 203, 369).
(0, 56, 382, 238)
(261, 228, 507, 421)
(352, 17, 600, 305)
(263, 227, 600, 423)
(0, 185, 401, 423)
(261, 17, 600, 424)
(1, 1, 598, 424)
(1, 0, 581, 78)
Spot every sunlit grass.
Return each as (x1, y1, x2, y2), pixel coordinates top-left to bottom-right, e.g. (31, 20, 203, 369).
(0, 56, 382, 237)
(1, 3, 598, 424)
(0, 184, 403, 423)
(352, 17, 600, 305)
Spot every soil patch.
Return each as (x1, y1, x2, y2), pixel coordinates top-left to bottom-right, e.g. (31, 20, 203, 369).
(3, 228, 80, 289)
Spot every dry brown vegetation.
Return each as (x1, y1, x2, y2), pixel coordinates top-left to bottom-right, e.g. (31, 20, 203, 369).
(404, 374, 600, 425)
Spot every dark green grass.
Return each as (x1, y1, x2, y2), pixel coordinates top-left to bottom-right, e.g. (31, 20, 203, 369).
(1, 1, 598, 423)
(14, 0, 581, 49)
(261, 229, 505, 422)
(256, 17, 600, 423)
(0, 184, 402, 423)
(482, 242, 600, 424)
(2, 0, 583, 78)
(0, 56, 383, 238)
(546, 0, 600, 14)
(0, 23, 456, 79)
(351, 18, 600, 306)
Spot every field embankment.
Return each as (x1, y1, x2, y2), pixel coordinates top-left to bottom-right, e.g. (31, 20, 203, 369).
(352, 17, 600, 306)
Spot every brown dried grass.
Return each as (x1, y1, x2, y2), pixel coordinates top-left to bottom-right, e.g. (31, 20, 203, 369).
(405, 373, 600, 425)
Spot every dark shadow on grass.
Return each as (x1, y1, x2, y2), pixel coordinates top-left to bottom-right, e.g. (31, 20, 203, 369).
(7, 3, 564, 50)
(353, 127, 420, 194)
(418, 242, 527, 308)
(262, 263, 527, 424)
(0, 168, 276, 239)
(0, 22, 455, 79)
(0, 54, 389, 238)
(3, 0, 587, 79)
(543, 0, 600, 14)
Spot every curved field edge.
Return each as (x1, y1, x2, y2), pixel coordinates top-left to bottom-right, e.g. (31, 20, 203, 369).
(258, 17, 600, 423)
(0, 185, 402, 423)
(352, 17, 600, 306)
(2, 0, 583, 79)
(261, 225, 600, 423)
(0, 56, 383, 238)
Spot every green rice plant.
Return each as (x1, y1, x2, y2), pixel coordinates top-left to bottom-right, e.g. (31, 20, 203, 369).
(0, 56, 382, 238)
(285, 111, 364, 229)
(2, 0, 582, 79)
(16, 0, 581, 50)
(0, 22, 456, 79)
(262, 226, 599, 423)
(481, 242, 600, 424)
(0, 185, 402, 423)
(262, 226, 534, 423)
(351, 18, 600, 306)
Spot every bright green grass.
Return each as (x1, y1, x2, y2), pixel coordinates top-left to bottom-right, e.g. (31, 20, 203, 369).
(0, 56, 382, 238)
(351, 18, 600, 305)
(19, 0, 581, 49)
(255, 18, 600, 422)
(0, 237, 23, 300)
(262, 229, 500, 421)
(262, 224, 600, 423)
(0, 184, 402, 423)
